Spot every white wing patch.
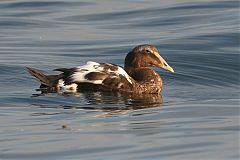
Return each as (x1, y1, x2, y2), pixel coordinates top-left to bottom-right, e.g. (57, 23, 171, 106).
(57, 61, 132, 92)
(70, 61, 104, 84)
(70, 61, 132, 84)
(116, 66, 133, 84)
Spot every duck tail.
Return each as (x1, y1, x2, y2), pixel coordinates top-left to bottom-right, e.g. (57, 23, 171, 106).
(26, 67, 60, 88)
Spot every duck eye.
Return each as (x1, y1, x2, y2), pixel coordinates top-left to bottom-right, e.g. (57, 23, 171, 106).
(146, 49, 151, 53)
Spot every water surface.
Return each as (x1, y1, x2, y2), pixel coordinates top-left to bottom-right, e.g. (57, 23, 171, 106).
(0, 0, 239, 159)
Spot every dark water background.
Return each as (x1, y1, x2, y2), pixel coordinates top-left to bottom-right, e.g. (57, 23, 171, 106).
(0, 0, 239, 159)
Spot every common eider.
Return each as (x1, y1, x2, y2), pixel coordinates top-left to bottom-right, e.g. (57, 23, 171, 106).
(27, 44, 174, 94)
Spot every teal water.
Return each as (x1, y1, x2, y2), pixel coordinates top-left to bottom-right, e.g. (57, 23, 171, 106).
(0, 0, 239, 159)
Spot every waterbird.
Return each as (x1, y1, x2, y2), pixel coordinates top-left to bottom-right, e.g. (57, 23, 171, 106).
(27, 44, 174, 94)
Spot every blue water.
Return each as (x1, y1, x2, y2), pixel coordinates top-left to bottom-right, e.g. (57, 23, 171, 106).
(0, 0, 239, 159)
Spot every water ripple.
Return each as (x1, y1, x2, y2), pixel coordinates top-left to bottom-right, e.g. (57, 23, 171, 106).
(0, 0, 239, 159)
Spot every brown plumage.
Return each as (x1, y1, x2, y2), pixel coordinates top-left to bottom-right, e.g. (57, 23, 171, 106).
(27, 44, 174, 94)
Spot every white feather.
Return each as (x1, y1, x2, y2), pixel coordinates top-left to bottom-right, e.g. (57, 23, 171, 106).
(58, 79, 65, 88)
(56, 61, 133, 92)
(70, 61, 132, 84)
(58, 79, 77, 92)
(71, 61, 104, 84)
(116, 66, 132, 84)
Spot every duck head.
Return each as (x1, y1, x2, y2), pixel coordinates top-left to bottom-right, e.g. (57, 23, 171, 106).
(124, 44, 174, 73)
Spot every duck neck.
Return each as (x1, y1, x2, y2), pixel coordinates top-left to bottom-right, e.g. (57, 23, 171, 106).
(124, 51, 141, 76)
(124, 65, 162, 94)
(124, 65, 135, 77)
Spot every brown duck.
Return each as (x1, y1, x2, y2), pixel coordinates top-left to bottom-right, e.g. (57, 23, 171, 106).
(27, 44, 174, 94)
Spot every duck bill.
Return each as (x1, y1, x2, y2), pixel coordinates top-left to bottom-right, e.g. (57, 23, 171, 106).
(155, 52, 174, 73)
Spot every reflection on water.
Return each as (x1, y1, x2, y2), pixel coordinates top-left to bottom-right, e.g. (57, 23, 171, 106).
(32, 89, 163, 110)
